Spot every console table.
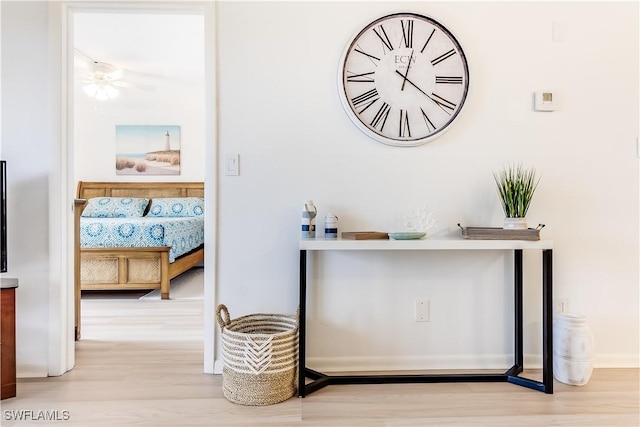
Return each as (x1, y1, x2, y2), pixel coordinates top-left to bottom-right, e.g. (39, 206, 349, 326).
(1, 278, 18, 400)
(298, 237, 553, 396)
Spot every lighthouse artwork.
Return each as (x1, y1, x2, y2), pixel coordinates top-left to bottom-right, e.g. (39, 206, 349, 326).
(115, 125, 181, 175)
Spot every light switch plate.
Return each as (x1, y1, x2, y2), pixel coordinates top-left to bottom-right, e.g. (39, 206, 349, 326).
(226, 154, 239, 176)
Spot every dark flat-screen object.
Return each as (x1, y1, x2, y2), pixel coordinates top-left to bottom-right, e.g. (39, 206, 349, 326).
(1, 161, 6, 273)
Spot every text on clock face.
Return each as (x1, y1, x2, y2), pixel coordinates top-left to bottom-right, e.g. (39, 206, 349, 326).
(342, 14, 468, 142)
(395, 55, 417, 65)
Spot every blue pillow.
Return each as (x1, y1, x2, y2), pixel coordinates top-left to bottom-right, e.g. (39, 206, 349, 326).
(147, 197, 204, 217)
(81, 197, 149, 218)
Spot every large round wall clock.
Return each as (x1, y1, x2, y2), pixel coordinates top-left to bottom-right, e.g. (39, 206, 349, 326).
(338, 12, 469, 147)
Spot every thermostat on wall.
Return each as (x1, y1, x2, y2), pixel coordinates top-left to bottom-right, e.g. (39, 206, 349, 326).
(534, 91, 557, 112)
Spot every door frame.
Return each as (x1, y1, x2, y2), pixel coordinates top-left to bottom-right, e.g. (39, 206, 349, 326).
(50, 0, 217, 376)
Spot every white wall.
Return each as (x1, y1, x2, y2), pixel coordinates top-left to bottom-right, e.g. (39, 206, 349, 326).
(1, 1, 52, 377)
(216, 1, 639, 370)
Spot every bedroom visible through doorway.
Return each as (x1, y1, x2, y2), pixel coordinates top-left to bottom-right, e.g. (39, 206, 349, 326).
(72, 9, 206, 358)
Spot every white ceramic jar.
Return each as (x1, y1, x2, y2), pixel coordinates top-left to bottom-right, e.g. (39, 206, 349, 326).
(324, 213, 338, 239)
(553, 312, 595, 386)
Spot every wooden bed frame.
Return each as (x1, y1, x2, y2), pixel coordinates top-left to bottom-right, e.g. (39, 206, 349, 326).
(74, 181, 204, 339)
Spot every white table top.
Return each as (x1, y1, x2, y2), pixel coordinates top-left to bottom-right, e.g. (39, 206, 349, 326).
(0, 278, 19, 289)
(300, 237, 553, 251)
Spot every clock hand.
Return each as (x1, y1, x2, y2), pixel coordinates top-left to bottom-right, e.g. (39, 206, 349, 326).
(394, 70, 453, 115)
(400, 50, 414, 91)
(395, 69, 430, 98)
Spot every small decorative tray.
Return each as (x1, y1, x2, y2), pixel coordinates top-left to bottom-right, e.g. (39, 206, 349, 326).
(458, 223, 544, 241)
(388, 232, 426, 240)
(341, 231, 389, 240)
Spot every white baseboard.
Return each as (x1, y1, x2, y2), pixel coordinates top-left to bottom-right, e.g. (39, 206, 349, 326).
(305, 354, 640, 372)
(593, 354, 640, 368)
(17, 368, 49, 378)
(207, 353, 639, 379)
(213, 359, 224, 374)
(307, 355, 524, 372)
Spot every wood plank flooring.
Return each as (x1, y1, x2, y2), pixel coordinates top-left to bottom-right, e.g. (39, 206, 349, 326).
(2, 285, 638, 426)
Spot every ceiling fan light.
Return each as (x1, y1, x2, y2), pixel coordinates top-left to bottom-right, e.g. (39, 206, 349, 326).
(94, 90, 110, 101)
(83, 82, 119, 101)
(82, 83, 98, 97)
(102, 84, 119, 99)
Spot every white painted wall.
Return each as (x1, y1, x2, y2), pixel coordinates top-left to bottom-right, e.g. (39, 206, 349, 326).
(1, 1, 52, 377)
(216, 1, 639, 370)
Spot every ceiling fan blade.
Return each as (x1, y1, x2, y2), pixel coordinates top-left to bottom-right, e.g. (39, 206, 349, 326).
(111, 80, 156, 92)
(105, 68, 124, 81)
(73, 50, 158, 95)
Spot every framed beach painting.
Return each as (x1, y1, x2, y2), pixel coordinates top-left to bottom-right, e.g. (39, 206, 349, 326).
(115, 125, 181, 175)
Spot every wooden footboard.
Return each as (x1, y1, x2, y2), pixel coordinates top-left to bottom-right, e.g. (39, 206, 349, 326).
(80, 246, 204, 299)
(74, 181, 205, 340)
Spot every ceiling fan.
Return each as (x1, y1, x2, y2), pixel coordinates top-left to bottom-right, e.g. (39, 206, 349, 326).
(75, 49, 156, 101)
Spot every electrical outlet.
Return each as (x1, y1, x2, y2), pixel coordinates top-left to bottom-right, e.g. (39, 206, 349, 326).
(555, 298, 570, 314)
(415, 300, 430, 322)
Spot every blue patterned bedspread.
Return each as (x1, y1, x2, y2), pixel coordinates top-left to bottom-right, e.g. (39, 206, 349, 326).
(80, 217, 204, 263)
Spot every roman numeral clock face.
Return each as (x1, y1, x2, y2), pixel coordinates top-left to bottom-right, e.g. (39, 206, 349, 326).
(339, 13, 469, 146)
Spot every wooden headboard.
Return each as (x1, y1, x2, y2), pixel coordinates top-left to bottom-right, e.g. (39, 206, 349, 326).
(76, 181, 204, 199)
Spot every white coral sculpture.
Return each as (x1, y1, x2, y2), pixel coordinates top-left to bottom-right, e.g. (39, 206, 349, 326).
(405, 204, 438, 234)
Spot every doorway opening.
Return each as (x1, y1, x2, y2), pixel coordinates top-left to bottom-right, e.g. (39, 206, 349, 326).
(64, 3, 216, 374)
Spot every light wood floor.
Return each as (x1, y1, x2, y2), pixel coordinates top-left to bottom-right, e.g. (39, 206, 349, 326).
(2, 287, 638, 426)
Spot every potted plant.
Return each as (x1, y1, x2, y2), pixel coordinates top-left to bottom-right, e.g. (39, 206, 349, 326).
(493, 164, 540, 229)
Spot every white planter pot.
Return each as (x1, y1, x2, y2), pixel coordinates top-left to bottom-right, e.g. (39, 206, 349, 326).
(553, 313, 595, 386)
(503, 217, 527, 229)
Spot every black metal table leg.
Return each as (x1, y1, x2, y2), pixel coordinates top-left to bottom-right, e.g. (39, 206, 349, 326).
(514, 249, 524, 373)
(507, 248, 554, 393)
(298, 249, 307, 397)
(542, 249, 554, 394)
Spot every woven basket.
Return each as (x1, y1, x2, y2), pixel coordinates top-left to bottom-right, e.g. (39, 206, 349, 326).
(216, 304, 299, 405)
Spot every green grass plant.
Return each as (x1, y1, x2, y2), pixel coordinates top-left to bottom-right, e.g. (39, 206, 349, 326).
(493, 164, 540, 218)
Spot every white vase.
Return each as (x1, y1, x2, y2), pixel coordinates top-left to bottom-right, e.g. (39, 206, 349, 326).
(553, 313, 595, 386)
(503, 217, 527, 229)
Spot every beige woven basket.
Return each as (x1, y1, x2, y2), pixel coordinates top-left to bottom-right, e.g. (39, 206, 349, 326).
(216, 304, 299, 405)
